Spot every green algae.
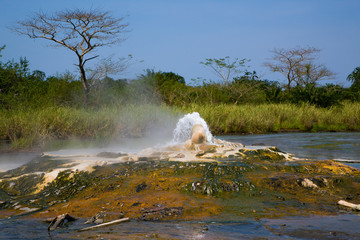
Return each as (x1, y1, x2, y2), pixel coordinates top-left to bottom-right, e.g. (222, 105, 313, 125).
(40, 170, 91, 202)
(238, 147, 287, 162)
(0, 173, 44, 196)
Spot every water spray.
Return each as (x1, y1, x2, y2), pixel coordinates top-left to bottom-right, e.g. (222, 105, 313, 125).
(172, 112, 213, 144)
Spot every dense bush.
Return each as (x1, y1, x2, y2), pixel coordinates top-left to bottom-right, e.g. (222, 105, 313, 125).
(1, 51, 359, 110)
(0, 47, 359, 111)
(284, 83, 344, 108)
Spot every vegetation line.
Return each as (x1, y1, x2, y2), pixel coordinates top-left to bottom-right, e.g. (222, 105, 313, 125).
(1, 102, 359, 150)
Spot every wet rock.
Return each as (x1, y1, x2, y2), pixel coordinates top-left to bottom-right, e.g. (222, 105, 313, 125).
(141, 156, 162, 161)
(172, 153, 186, 158)
(48, 213, 76, 231)
(136, 182, 147, 192)
(141, 206, 184, 221)
(187, 178, 254, 195)
(0, 188, 10, 200)
(48, 200, 62, 206)
(19, 207, 40, 213)
(195, 144, 217, 157)
(191, 124, 207, 144)
(238, 148, 287, 162)
(84, 211, 106, 224)
(251, 143, 266, 146)
(298, 177, 329, 189)
(191, 181, 202, 191)
(300, 178, 318, 189)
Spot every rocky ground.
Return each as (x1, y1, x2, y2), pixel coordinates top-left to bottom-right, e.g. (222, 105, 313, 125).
(0, 139, 360, 232)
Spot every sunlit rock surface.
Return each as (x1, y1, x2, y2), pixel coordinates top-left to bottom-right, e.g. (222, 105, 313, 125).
(1, 138, 360, 222)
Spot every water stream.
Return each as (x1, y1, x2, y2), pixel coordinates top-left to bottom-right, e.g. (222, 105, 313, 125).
(1, 214, 360, 239)
(219, 132, 360, 169)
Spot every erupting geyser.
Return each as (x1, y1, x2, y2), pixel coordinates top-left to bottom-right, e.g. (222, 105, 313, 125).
(172, 112, 213, 144)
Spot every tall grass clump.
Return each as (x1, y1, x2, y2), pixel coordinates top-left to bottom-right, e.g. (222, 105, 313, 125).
(0, 104, 180, 150)
(182, 102, 360, 135)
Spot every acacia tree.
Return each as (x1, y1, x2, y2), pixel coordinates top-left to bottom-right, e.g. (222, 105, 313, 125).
(264, 47, 334, 90)
(200, 56, 249, 85)
(14, 9, 129, 103)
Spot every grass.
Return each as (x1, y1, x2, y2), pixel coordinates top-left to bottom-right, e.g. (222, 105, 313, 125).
(1, 102, 360, 150)
(182, 102, 360, 135)
(0, 104, 180, 150)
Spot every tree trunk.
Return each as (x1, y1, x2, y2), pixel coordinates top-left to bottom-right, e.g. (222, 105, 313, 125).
(287, 72, 292, 90)
(78, 56, 90, 104)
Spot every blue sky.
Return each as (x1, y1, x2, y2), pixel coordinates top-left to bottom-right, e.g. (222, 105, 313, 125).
(1, 0, 359, 86)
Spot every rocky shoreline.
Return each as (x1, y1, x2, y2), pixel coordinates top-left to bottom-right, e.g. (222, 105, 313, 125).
(1, 137, 359, 230)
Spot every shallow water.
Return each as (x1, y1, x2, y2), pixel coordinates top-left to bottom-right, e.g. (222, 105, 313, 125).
(1, 214, 360, 239)
(0, 152, 39, 172)
(220, 132, 360, 169)
(0, 219, 278, 240)
(220, 132, 360, 161)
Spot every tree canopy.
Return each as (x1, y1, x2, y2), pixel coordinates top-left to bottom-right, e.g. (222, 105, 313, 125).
(347, 67, 360, 88)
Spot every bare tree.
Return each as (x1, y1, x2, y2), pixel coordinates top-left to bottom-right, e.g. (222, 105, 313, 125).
(264, 46, 334, 90)
(297, 62, 335, 86)
(87, 54, 133, 88)
(14, 9, 129, 103)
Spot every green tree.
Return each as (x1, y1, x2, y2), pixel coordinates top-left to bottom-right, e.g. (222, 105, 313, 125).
(134, 70, 186, 105)
(234, 72, 282, 103)
(0, 52, 47, 108)
(287, 83, 344, 108)
(347, 67, 360, 89)
(45, 72, 82, 106)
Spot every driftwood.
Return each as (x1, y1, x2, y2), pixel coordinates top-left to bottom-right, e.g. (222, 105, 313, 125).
(48, 213, 77, 231)
(78, 217, 130, 232)
(338, 200, 360, 211)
